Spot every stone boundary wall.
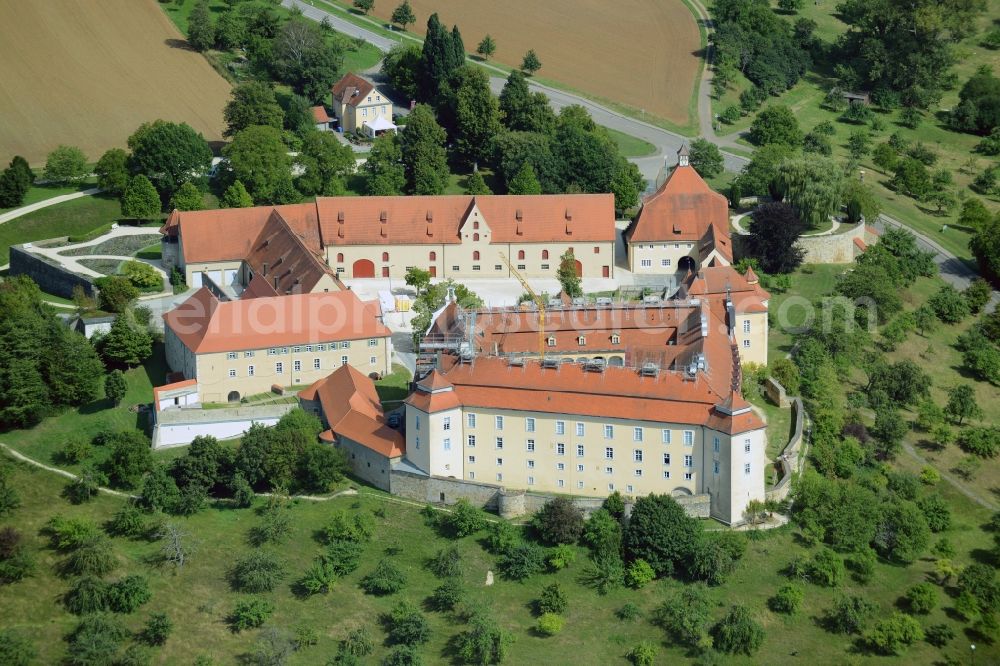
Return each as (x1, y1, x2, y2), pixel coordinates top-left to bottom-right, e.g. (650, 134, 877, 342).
(766, 393, 805, 503)
(764, 377, 790, 408)
(9, 244, 96, 299)
(798, 221, 866, 264)
(389, 469, 712, 519)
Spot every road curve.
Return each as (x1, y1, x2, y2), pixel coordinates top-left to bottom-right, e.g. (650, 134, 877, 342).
(282, 0, 749, 181)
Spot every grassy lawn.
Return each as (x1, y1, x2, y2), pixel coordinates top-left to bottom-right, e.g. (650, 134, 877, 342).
(0, 179, 97, 214)
(374, 363, 412, 406)
(135, 244, 162, 261)
(0, 195, 122, 265)
(765, 263, 849, 359)
(606, 129, 657, 158)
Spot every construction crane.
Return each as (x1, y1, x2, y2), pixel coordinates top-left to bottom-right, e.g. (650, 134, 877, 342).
(499, 252, 546, 359)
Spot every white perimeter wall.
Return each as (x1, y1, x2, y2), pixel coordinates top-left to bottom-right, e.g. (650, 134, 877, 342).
(153, 417, 281, 449)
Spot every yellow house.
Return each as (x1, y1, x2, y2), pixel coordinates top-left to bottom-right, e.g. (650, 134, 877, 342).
(331, 73, 396, 136)
(163, 288, 392, 403)
(624, 145, 733, 275)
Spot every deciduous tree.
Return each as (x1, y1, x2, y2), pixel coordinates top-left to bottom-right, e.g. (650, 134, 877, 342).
(43, 145, 88, 183)
(94, 149, 129, 197)
(223, 81, 284, 138)
(476, 34, 496, 60)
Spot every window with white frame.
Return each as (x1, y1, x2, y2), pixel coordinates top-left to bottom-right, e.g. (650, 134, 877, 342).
(443, 438, 451, 451)
(229, 369, 236, 378)
(634, 469, 642, 477)
(608, 483, 615, 491)
(248, 365, 255, 376)
(604, 424, 614, 439)
(742, 339, 751, 348)
(527, 476, 535, 485)
(496, 473, 502, 481)
(467, 413, 476, 428)
(713, 437, 720, 452)
(496, 457, 503, 466)
(292, 347, 301, 354)
(627, 484, 634, 493)
(313, 358, 321, 369)
(526, 417, 535, 432)
(576, 422, 584, 436)
(745, 463, 751, 475)
(340, 341, 350, 349)
(634, 449, 643, 462)
(495, 415, 504, 430)
(576, 444, 584, 457)
(467, 435, 476, 448)
(558, 479, 565, 488)
(555, 420, 565, 435)
(605, 467, 613, 475)
(684, 472, 693, 480)
(556, 443, 565, 456)
(526, 439, 535, 452)
(495, 437, 503, 449)
(244, 351, 254, 358)
(370, 356, 377, 365)
(341, 356, 348, 366)
(744, 438, 751, 453)
(443, 417, 451, 431)
(640, 259, 651, 268)
(577, 481, 584, 489)
(275, 362, 283, 374)
(683, 430, 694, 446)
(527, 460, 535, 469)
(605, 447, 614, 460)
(663, 453, 671, 465)
(743, 320, 751, 333)
(663, 470, 671, 479)
(293, 360, 301, 372)
(227, 352, 238, 360)
(611, 335, 620, 344)
(468, 455, 476, 463)
(633, 427, 643, 442)
(713, 460, 720, 474)
(469, 471, 475, 480)
(368, 338, 377, 347)
(662, 429, 671, 444)
(577, 464, 584, 472)
(684, 455, 693, 467)
(557, 462, 565, 471)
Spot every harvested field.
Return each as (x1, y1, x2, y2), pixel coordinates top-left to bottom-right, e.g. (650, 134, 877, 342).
(0, 0, 231, 165)
(369, 0, 701, 125)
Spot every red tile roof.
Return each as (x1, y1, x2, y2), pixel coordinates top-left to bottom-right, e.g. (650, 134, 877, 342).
(311, 106, 332, 123)
(682, 266, 770, 314)
(853, 237, 867, 251)
(152, 379, 198, 412)
(316, 194, 615, 246)
(408, 356, 764, 433)
(244, 210, 340, 294)
(164, 288, 391, 354)
(331, 73, 376, 108)
(625, 163, 732, 261)
(300, 364, 404, 457)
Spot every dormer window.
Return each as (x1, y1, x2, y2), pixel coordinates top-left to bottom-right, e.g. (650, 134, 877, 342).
(547, 337, 556, 347)
(611, 334, 620, 344)
(578, 336, 586, 345)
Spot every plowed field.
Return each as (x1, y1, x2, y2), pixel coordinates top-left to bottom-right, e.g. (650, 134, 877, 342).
(0, 0, 230, 164)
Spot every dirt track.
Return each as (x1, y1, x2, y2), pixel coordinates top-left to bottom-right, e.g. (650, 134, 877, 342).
(371, 0, 701, 124)
(0, 0, 231, 165)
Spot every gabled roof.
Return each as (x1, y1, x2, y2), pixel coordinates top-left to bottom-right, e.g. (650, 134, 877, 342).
(244, 210, 339, 294)
(311, 106, 332, 123)
(163, 287, 391, 354)
(331, 73, 376, 108)
(624, 161, 732, 261)
(300, 365, 404, 457)
(315, 194, 615, 247)
(152, 379, 198, 411)
(681, 266, 770, 314)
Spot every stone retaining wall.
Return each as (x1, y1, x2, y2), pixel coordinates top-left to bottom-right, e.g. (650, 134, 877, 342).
(151, 403, 297, 448)
(798, 221, 866, 264)
(766, 394, 805, 503)
(9, 245, 96, 299)
(389, 469, 712, 519)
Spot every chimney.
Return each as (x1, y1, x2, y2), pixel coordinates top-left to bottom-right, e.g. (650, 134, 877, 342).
(262, 262, 268, 276)
(273, 276, 279, 290)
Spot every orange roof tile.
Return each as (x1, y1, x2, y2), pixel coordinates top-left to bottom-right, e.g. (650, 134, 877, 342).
(625, 163, 732, 261)
(311, 106, 332, 123)
(244, 210, 340, 294)
(152, 378, 198, 412)
(331, 73, 375, 108)
(300, 365, 404, 457)
(853, 237, 867, 251)
(315, 194, 615, 247)
(164, 287, 391, 354)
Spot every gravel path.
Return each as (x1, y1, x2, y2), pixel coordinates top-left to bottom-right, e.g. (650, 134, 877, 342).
(0, 188, 101, 225)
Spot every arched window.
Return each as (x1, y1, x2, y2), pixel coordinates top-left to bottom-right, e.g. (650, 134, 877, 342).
(517, 250, 525, 260)
(382, 252, 389, 262)
(473, 250, 480, 260)
(542, 250, 549, 260)
(336, 253, 344, 263)
(473, 233, 480, 241)
(429, 251, 436, 261)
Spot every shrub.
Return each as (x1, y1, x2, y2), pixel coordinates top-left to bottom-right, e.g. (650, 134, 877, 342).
(536, 613, 564, 636)
(361, 559, 406, 595)
(546, 544, 576, 570)
(826, 595, 877, 634)
(532, 497, 584, 545)
(796, 548, 844, 587)
(0, 629, 36, 666)
(625, 558, 656, 589)
(445, 499, 488, 537)
(865, 612, 923, 655)
(616, 602, 642, 622)
(106, 503, 146, 538)
(0, 548, 35, 583)
(0, 526, 20, 559)
(381, 646, 423, 666)
(712, 605, 764, 655)
(323, 539, 364, 577)
(106, 574, 151, 613)
(904, 582, 937, 615)
(248, 507, 292, 546)
(60, 438, 92, 464)
(63, 534, 117, 577)
(299, 556, 339, 595)
(121, 261, 163, 291)
(626, 641, 658, 666)
(849, 547, 877, 584)
(769, 584, 804, 614)
(485, 520, 521, 555)
(45, 516, 99, 551)
(454, 610, 513, 664)
(427, 545, 461, 578)
(65, 576, 109, 614)
(229, 550, 285, 593)
(919, 466, 940, 485)
(229, 597, 274, 631)
(384, 601, 430, 645)
(924, 623, 955, 647)
(427, 578, 464, 611)
(341, 627, 375, 657)
(958, 426, 1000, 458)
(917, 495, 951, 532)
(496, 542, 545, 581)
(66, 614, 128, 666)
(652, 584, 711, 647)
(320, 511, 375, 544)
(143, 612, 172, 646)
(536, 582, 568, 615)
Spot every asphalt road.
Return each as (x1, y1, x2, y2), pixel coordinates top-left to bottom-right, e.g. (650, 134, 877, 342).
(282, 0, 749, 182)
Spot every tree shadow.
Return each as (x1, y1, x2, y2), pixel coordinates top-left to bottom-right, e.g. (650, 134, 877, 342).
(164, 39, 195, 51)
